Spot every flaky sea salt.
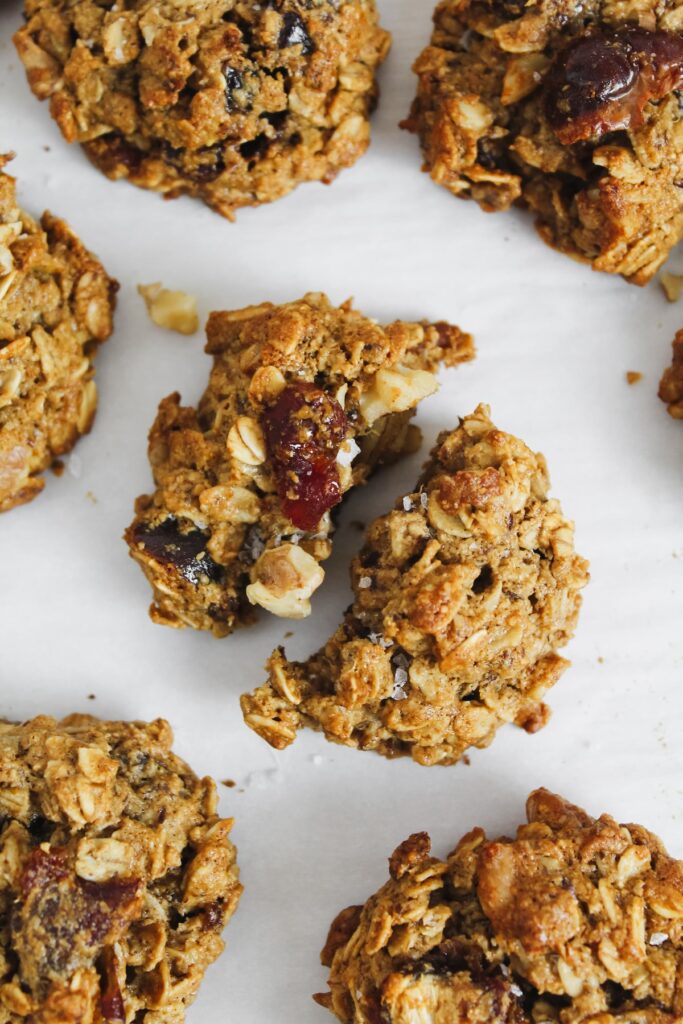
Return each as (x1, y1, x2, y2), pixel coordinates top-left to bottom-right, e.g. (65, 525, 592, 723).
(358, 576, 372, 589)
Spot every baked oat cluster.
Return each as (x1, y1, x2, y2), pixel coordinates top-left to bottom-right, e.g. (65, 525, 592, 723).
(242, 405, 588, 766)
(0, 155, 117, 513)
(126, 292, 473, 637)
(659, 329, 683, 419)
(14, 0, 390, 218)
(316, 788, 683, 1024)
(0, 714, 242, 1024)
(404, 0, 683, 284)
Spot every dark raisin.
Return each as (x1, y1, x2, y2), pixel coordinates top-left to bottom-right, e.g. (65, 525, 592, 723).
(223, 64, 245, 111)
(545, 28, 683, 143)
(99, 947, 125, 1023)
(278, 11, 314, 54)
(261, 383, 348, 532)
(131, 518, 224, 586)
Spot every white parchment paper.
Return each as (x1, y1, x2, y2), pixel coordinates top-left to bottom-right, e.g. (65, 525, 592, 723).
(1, 4, 683, 1020)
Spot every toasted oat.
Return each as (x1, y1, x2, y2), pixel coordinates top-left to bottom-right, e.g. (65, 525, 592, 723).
(138, 283, 199, 335)
(0, 714, 242, 1024)
(316, 789, 683, 1024)
(125, 293, 474, 636)
(241, 405, 589, 765)
(0, 154, 117, 512)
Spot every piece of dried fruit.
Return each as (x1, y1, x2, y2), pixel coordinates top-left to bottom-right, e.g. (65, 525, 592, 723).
(546, 29, 683, 144)
(262, 383, 349, 532)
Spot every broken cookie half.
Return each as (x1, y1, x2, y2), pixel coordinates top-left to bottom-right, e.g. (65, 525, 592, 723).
(125, 292, 474, 636)
(241, 404, 588, 765)
(315, 788, 683, 1024)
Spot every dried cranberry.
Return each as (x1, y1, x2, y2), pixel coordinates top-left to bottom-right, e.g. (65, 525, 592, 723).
(278, 12, 314, 54)
(131, 517, 224, 586)
(262, 383, 348, 532)
(545, 28, 683, 144)
(99, 947, 125, 1023)
(78, 876, 142, 910)
(20, 848, 69, 898)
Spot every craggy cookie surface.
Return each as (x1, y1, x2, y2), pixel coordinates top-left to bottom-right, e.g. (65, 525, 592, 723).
(0, 714, 242, 1024)
(242, 405, 588, 766)
(404, 0, 683, 283)
(126, 292, 473, 637)
(317, 788, 683, 1024)
(659, 329, 683, 419)
(15, 0, 390, 218)
(0, 156, 117, 512)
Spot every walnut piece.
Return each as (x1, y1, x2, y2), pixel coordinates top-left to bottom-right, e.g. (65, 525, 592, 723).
(138, 283, 199, 335)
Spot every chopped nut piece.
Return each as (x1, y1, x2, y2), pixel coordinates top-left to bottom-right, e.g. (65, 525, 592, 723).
(0, 154, 117, 513)
(316, 790, 683, 1024)
(661, 272, 683, 302)
(138, 283, 198, 335)
(246, 544, 325, 618)
(626, 371, 642, 385)
(241, 405, 588, 765)
(126, 294, 473, 635)
(0, 715, 242, 1024)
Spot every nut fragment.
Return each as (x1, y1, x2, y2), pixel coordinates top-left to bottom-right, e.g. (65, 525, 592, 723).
(138, 283, 199, 335)
(359, 365, 438, 425)
(246, 544, 325, 618)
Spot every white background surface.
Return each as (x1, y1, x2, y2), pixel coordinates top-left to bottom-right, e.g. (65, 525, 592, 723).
(1, 3, 683, 1020)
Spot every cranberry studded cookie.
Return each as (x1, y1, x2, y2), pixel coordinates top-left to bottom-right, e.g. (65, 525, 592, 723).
(126, 292, 474, 636)
(0, 714, 242, 1024)
(0, 156, 117, 512)
(659, 330, 683, 418)
(403, 0, 683, 284)
(316, 789, 683, 1024)
(14, 0, 390, 218)
(242, 405, 588, 765)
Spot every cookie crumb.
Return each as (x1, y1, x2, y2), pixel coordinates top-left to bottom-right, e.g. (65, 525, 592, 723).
(138, 283, 199, 336)
(87, 693, 96, 700)
(221, 779, 236, 788)
(661, 273, 683, 302)
(51, 459, 65, 477)
(626, 371, 642, 385)
(85, 490, 97, 504)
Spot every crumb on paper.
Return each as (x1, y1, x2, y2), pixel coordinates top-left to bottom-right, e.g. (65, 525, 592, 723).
(221, 779, 236, 788)
(626, 371, 642, 385)
(51, 459, 65, 477)
(283, 630, 294, 639)
(138, 282, 199, 335)
(661, 272, 683, 303)
(597, 656, 604, 664)
(87, 693, 96, 700)
(85, 490, 97, 504)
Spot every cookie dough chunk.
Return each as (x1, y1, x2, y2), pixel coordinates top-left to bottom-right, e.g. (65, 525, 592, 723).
(0, 156, 117, 512)
(0, 714, 242, 1024)
(403, 0, 683, 284)
(126, 292, 474, 636)
(316, 789, 683, 1024)
(15, 1, 390, 219)
(659, 329, 683, 418)
(241, 405, 588, 765)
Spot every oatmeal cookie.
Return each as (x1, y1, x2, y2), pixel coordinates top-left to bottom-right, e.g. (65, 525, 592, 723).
(0, 714, 242, 1024)
(0, 155, 117, 512)
(316, 788, 683, 1024)
(14, 0, 390, 218)
(659, 329, 683, 418)
(241, 405, 588, 766)
(403, 0, 683, 284)
(126, 292, 474, 637)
